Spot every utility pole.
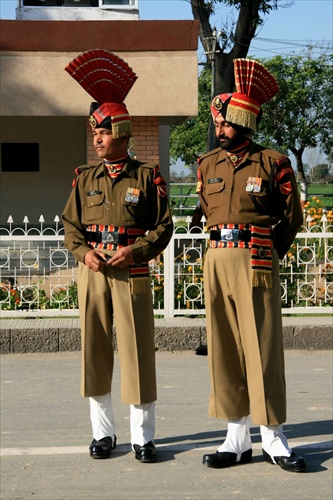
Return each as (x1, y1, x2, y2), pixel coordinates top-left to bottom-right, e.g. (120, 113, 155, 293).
(206, 29, 223, 151)
(208, 29, 217, 151)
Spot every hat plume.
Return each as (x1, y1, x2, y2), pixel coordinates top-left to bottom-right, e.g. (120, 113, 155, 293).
(234, 58, 279, 105)
(65, 48, 138, 103)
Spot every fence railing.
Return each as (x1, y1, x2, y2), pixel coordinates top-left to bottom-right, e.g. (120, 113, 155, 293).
(0, 215, 332, 318)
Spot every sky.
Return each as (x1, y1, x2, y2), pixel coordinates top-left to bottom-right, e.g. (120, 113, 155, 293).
(1, 0, 332, 60)
(139, 0, 333, 61)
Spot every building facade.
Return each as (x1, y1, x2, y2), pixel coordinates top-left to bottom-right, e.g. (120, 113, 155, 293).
(0, 3, 199, 223)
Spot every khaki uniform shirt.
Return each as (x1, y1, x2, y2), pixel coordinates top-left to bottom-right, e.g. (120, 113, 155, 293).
(62, 157, 173, 262)
(198, 142, 303, 258)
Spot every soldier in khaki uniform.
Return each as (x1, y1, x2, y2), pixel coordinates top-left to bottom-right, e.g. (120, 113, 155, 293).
(198, 59, 306, 472)
(62, 50, 173, 463)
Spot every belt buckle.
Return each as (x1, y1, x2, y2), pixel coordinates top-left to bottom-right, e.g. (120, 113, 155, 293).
(221, 229, 239, 242)
(101, 231, 119, 244)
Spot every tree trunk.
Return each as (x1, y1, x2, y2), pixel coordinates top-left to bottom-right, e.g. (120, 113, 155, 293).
(289, 146, 308, 208)
(191, 1, 261, 94)
(191, 0, 262, 151)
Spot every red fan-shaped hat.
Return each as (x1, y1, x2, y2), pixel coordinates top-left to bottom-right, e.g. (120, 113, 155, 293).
(65, 49, 138, 137)
(224, 59, 279, 131)
(210, 93, 232, 119)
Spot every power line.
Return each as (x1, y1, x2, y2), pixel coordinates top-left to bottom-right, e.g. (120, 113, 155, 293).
(255, 37, 332, 46)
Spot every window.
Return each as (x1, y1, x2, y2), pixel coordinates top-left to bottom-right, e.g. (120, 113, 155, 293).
(23, 1, 60, 6)
(22, 1, 99, 6)
(21, 0, 135, 6)
(102, 0, 133, 5)
(63, 0, 97, 6)
(1, 143, 40, 172)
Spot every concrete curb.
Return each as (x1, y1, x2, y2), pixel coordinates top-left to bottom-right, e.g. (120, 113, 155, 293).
(0, 317, 332, 354)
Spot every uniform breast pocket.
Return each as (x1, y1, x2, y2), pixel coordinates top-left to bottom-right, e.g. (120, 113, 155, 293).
(122, 192, 146, 222)
(248, 184, 271, 213)
(83, 192, 105, 222)
(205, 180, 225, 210)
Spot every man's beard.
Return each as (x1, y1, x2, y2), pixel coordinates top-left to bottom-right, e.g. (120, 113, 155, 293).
(218, 132, 245, 151)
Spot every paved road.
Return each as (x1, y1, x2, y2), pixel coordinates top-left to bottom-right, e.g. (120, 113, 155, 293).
(1, 350, 332, 500)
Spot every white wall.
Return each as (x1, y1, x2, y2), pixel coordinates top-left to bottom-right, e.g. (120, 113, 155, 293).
(16, 7, 139, 21)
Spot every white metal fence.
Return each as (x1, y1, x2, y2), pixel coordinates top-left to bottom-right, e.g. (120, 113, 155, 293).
(0, 215, 332, 318)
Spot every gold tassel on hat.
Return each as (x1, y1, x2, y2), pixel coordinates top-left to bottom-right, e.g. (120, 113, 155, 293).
(225, 100, 258, 131)
(220, 58, 279, 131)
(112, 120, 132, 139)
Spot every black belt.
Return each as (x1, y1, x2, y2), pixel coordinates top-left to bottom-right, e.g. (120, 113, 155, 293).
(210, 228, 252, 243)
(86, 231, 128, 245)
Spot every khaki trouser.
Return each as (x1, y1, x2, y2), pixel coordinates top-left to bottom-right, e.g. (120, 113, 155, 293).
(78, 262, 156, 404)
(204, 247, 286, 425)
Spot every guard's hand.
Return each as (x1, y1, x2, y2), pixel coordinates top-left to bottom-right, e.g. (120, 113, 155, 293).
(84, 250, 110, 272)
(108, 246, 134, 268)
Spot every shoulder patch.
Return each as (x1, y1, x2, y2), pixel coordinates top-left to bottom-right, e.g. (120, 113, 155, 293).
(274, 156, 294, 183)
(196, 167, 203, 193)
(279, 181, 292, 195)
(153, 165, 167, 197)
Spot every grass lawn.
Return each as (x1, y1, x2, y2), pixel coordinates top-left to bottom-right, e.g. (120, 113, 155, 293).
(307, 184, 333, 207)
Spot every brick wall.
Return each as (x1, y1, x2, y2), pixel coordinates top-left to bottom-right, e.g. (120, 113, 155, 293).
(86, 117, 160, 164)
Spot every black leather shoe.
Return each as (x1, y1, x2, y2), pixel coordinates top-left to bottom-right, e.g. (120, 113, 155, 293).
(262, 448, 306, 472)
(89, 435, 117, 459)
(202, 448, 252, 468)
(133, 441, 156, 463)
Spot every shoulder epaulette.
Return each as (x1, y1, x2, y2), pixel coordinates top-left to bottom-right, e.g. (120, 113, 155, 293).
(74, 164, 96, 176)
(260, 148, 285, 162)
(139, 162, 159, 170)
(198, 148, 221, 165)
(71, 164, 97, 189)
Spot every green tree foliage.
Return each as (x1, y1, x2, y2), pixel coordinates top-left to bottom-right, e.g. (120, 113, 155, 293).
(311, 163, 330, 183)
(170, 67, 211, 166)
(170, 0, 287, 163)
(256, 51, 333, 182)
(171, 0, 289, 159)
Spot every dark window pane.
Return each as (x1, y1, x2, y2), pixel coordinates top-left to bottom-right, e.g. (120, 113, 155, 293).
(1, 143, 40, 172)
(63, 0, 94, 6)
(23, 1, 60, 6)
(102, 1, 131, 5)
